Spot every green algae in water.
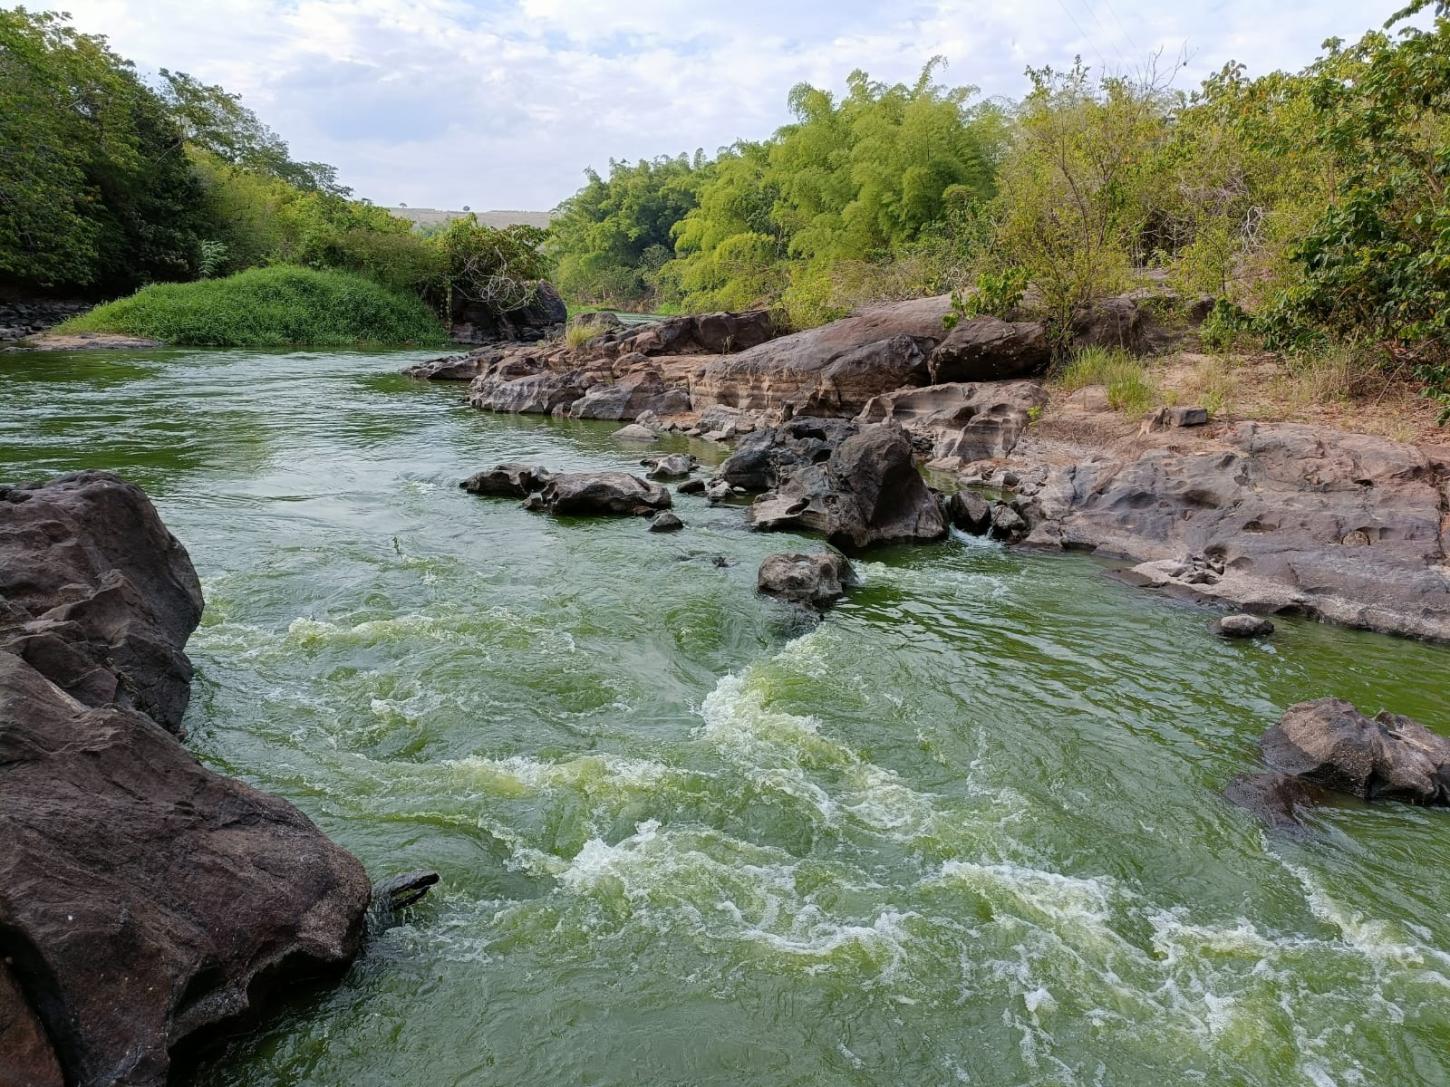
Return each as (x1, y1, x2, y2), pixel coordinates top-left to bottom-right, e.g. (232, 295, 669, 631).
(3, 346, 1449, 1085)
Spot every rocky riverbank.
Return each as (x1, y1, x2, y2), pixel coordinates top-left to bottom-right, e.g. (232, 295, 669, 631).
(0, 472, 423, 1086)
(413, 294, 1450, 643)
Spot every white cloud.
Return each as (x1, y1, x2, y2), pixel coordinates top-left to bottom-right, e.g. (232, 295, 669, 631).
(26, 0, 1417, 210)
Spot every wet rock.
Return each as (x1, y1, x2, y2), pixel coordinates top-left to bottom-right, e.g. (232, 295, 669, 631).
(859, 381, 1047, 467)
(643, 453, 697, 480)
(717, 417, 860, 491)
(941, 490, 993, 535)
(402, 353, 487, 381)
(460, 463, 552, 497)
(704, 477, 735, 504)
(1259, 698, 1450, 804)
(1212, 613, 1275, 638)
(1224, 772, 1331, 831)
(691, 295, 953, 414)
(756, 551, 857, 609)
(469, 369, 585, 415)
(648, 511, 685, 532)
(677, 478, 706, 495)
(0, 472, 372, 1087)
(1015, 422, 1450, 640)
(612, 423, 659, 443)
(989, 503, 1029, 541)
(927, 317, 1050, 384)
(527, 472, 673, 517)
(571, 369, 691, 421)
(749, 425, 949, 549)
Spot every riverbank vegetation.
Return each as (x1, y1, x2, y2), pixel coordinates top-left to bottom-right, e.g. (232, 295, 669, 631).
(57, 266, 448, 348)
(0, 7, 549, 342)
(547, 4, 1450, 417)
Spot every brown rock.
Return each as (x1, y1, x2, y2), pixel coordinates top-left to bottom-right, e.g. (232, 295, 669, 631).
(571, 370, 691, 421)
(927, 317, 1050, 384)
(756, 551, 857, 609)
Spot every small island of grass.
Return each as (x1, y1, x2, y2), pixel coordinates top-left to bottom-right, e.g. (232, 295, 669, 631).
(57, 266, 450, 349)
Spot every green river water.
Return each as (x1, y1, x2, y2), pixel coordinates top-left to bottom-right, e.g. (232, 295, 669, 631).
(4, 348, 1449, 1086)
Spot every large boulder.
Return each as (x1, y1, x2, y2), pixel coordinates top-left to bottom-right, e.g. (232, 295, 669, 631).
(927, 317, 1050, 384)
(757, 551, 857, 609)
(691, 295, 954, 414)
(1015, 422, 1450, 640)
(571, 369, 691, 421)
(1070, 296, 1146, 354)
(460, 463, 552, 497)
(620, 310, 775, 357)
(717, 417, 860, 491)
(525, 472, 673, 517)
(0, 472, 204, 735)
(0, 472, 373, 1087)
(468, 369, 587, 415)
(451, 280, 567, 344)
(1259, 699, 1450, 804)
(858, 381, 1048, 468)
(749, 424, 949, 548)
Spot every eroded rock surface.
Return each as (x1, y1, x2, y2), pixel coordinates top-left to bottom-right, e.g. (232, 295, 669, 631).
(749, 425, 948, 548)
(1013, 422, 1450, 640)
(0, 472, 373, 1087)
(757, 551, 857, 609)
(524, 472, 673, 517)
(928, 318, 1050, 384)
(858, 381, 1048, 468)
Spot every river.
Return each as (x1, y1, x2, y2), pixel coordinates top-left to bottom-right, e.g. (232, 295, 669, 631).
(4, 347, 1449, 1086)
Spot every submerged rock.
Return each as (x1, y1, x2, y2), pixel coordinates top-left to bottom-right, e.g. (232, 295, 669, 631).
(0, 471, 375, 1087)
(1223, 772, 1331, 832)
(757, 551, 857, 609)
(749, 424, 948, 549)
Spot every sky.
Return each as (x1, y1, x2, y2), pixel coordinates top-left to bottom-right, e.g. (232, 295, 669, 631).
(26, 0, 1418, 211)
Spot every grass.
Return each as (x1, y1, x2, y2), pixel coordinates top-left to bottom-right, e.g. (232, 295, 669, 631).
(59, 265, 448, 348)
(1055, 346, 1161, 415)
(564, 319, 603, 349)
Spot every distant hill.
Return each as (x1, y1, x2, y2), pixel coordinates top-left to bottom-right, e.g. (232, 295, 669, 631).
(385, 207, 553, 230)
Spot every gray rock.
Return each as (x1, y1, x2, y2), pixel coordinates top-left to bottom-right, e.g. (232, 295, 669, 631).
(1213, 613, 1275, 638)
(927, 317, 1050, 384)
(749, 424, 949, 549)
(859, 381, 1048, 468)
(643, 453, 697, 480)
(612, 424, 659, 443)
(718, 417, 860, 491)
(1142, 405, 1210, 432)
(526, 472, 673, 517)
(469, 369, 585, 415)
(941, 489, 993, 535)
(572, 370, 691, 421)
(677, 478, 707, 495)
(1259, 698, 1450, 805)
(757, 551, 857, 609)
(988, 503, 1029, 541)
(461, 463, 552, 497)
(648, 511, 685, 532)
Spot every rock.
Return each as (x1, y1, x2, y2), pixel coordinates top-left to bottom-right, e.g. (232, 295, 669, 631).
(0, 471, 204, 735)
(621, 310, 775, 357)
(859, 381, 1048, 467)
(941, 489, 993, 534)
(572, 369, 691, 421)
(612, 424, 659, 443)
(1223, 772, 1331, 831)
(527, 472, 673, 517)
(643, 453, 697, 480)
(989, 502, 1029, 541)
(1070, 296, 1146, 353)
(1212, 613, 1275, 638)
(1259, 698, 1450, 805)
(704, 478, 735, 504)
(749, 424, 949, 549)
(633, 409, 663, 432)
(691, 295, 954, 414)
(927, 317, 1050, 383)
(460, 463, 552, 497)
(1142, 405, 1209, 432)
(718, 417, 860, 491)
(402, 353, 487, 381)
(648, 511, 685, 532)
(677, 478, 706, 495)
(569, 311, 624, 336)
(756, 551, 857, 609)
(451, 280, 566, 344)
(0, 472, 374, 1087)
(1013, 422, 1450, 641)
(469, 369, 585, 415)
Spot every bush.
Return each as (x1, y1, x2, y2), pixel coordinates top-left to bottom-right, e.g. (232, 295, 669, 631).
(1056, 346, 1160, 414)
(58, 265, 448, 347)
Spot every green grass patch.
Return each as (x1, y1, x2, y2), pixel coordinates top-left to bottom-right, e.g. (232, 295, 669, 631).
(59, 266, 448, 348)
(1055, 346, 1160, 415)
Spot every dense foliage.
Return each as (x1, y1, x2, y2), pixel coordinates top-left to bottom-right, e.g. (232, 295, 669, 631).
(0, 7, 550, 345)
(58, 265, 448, 347)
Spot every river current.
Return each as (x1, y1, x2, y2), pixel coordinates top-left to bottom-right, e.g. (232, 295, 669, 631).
(4, 347, 1449, 1086)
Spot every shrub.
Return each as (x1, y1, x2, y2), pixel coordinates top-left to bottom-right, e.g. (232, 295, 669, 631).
(1055, 346, 1160, 414)
(58, 265, 448, 347)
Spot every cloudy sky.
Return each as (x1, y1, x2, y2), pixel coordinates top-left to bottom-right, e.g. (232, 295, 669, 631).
(27, 0, 1414, 211)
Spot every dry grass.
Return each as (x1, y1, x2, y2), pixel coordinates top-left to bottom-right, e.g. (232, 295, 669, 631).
(1055, 347, 1161, 415)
